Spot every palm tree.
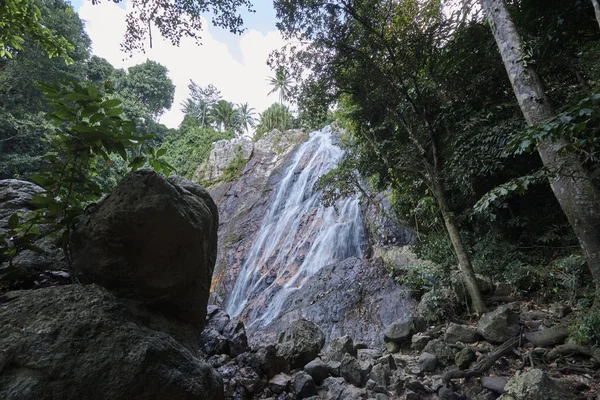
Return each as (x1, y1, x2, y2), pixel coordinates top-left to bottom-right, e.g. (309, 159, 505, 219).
(210, 100, 239, 132)
(236, 103, 256, 136)
(267, 67, 293, 104)
(180, 98, 211, 127)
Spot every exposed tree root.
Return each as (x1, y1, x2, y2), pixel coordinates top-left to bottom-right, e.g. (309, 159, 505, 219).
(443, 335, 521, 383)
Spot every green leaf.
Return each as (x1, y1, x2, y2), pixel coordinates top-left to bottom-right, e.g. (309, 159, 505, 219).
(156, 148, 167, 158)
(101, 99, 122, 108)
(105, 107, 123, 117)
(8, 214, 20, 230)
(87, 85, 99, 100)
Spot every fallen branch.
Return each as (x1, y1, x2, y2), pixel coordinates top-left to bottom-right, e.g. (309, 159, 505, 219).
(443, 335, 521, 382)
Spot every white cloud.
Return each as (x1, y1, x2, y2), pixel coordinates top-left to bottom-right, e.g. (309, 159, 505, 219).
(78, 0, 286, 129)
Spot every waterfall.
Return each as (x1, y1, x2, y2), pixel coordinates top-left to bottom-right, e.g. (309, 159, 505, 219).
(225, 126, 365, 327)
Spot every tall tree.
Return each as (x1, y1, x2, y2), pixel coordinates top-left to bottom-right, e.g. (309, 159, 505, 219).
(592, 0, 600, 28)
(236, 102, 256, 136)
(120, 60, 175, 120)
(187, 81, 222, 127)
(267, 67, 293, 104)
(210, 100, 239, 132)
(480, 0, 600, 301)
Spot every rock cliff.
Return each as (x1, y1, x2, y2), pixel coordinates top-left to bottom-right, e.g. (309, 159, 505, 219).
(199, 127, 415, 347)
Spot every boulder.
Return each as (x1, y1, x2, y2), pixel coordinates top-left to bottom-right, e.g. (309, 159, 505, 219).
(418, 352, 438, 373)
(340, 353, 363, 387)
(277, 319, 325, 369)
(444, 323, 481, 344)
(304, 358, 330, 384)
(477, 305, 520, 344)
(70, 171, 218, 329)
(369, 362, 391, 387)
(455, 347, 476, 369)
(411, 333, 432, 350)
(498, 368, 583, 400)
(481, 376, 508, 394)
(247, 345, 289, 379)
(422, 339, 455, 366)
(294, 372, 317, 400)
(524, 325, 569, 348)
(268, 373, 291, 394)
(327, 335, 356, 361)
(321, 377, 368, 400)
(0, 284, 223, 400)
(383, 317, 416, 345)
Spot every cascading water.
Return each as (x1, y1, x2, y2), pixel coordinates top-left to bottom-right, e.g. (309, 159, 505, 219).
(225, 126, 365, 328)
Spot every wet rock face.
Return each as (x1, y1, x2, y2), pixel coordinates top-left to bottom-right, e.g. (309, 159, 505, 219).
(0, 284, 223, 400)
(206, 130, 307, 308)
(70, 171, 218, 329)
(252, 257, 411, 348)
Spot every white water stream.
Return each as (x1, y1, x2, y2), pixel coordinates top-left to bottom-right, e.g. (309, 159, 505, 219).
(226, 127, 365, 327)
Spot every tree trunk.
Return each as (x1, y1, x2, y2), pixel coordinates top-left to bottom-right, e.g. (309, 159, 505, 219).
(432, 177, 487, 315)
(592, 0, 600, 29)
(480, 0, 600, 300)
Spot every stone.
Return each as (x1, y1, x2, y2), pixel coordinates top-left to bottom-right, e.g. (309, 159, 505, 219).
(422, 339, 455, 366)
(444, 323, 481, 344)
(383, 317, 416, 344)
(70, 171, 218, 329)
(277, 319, 325, 369)
(550, 303, 571, 318)
(327, 335, 356, 361)
(438, 386, 460, 400)
(498, 368, 582, 400)
(411, 334, 432, 350)
(294, 372, 317, 400)
(248, 345, 289, 379)
(0, 179, 64, 282)
(340, 353, 363, 387)
(481, 376, 508, 394)
(268, 373, 291, 394)
(199, 329, 230, 356)
(405, 390, 420, 400)
(369, 363, 391, 386)
(357, 348, 384, 361)
(385, 341, 401, 353)
(418, 352, 438, 373)
(454, 347, 476, 369)
(327, 360, 341, 377)
(477, 305, 520, 344)
(376, 354, 396, 370)
(524, 325, 569, 348)
(304, 358, 330, 384)
(194, 137, 253, 183)
(0, 284, 223, 400)
(321, 377, 368, 400)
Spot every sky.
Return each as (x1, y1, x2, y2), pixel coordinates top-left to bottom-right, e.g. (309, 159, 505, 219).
(73, 0, 287, 129)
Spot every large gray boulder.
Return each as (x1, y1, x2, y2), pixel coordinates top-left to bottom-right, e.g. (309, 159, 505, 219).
(383, 316, 417, 345)
(70, 171, 218, 329)
(277, 319, 325, 369)
(477, 305, 520, 344)
(498, 369, 583, 400)
(0, 284, 223, 400)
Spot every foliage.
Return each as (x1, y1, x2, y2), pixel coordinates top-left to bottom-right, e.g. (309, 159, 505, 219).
(220, 144, 247, 181)
(0, 80, 174, 273)
(571, 303, 600, 346)
(254, 102, 295, 140)
(119, 0, 254, 53)
(0, 0, 74, 61)
(267, 67, 294, 104)
(119, 60, 175, 119)
(162, 125, 232, 178)
(210, 100, 239, 133)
